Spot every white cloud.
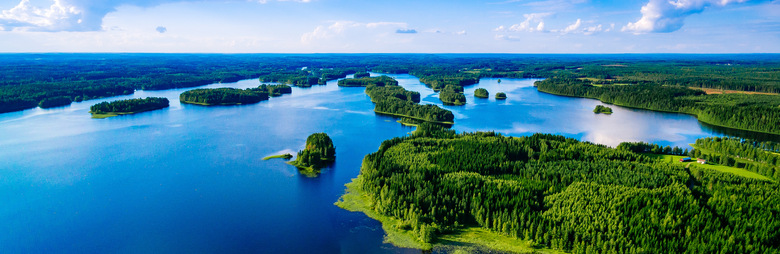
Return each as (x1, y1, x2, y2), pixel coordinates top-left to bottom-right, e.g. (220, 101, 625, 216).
(623, 0, 767, 34)
(503, 12, 552, 32)
(0, 0, 311, 32)
(455, 30, 467, 35)
(560, 19, 582, 34)
(301, 21, 408, 43)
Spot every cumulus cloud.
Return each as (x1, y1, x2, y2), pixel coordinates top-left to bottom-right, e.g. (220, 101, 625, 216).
(395, 28, 417, 34)
(301, 21, 408, 43)
(156, 26, 166, 33)
(0, 0, 311, 32)
(623, 0, 767, 34)
(497, 14, 604, 36)
(497, 12, 551, 32)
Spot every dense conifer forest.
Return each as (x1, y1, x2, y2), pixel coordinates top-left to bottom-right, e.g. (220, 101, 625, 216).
(337, 75, 398, 87)
(179, 88, 269, 105)
(474, 88, 489, 98)
(290, 132, 336, 170)
(345, 123, 780, 253)
(89, 97, 169, 115)
(364, 82, 454, 124)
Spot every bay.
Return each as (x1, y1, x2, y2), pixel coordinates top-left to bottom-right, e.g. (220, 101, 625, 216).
(0, 73, 772, 253)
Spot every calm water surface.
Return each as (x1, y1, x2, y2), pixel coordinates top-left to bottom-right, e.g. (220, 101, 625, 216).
(0, 74, 769, 253)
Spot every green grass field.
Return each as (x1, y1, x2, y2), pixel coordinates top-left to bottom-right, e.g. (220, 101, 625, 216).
(645, 153, 772, 181)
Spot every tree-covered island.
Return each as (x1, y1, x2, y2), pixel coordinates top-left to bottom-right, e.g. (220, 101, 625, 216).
(438, 85, 466, 105)
(495, 92, 507, 100)
(289, 133, 336, 175)
(593, 105, 613, 114)
(365, 83, 454, 125)
(180, 87, 270, 106)
(338, 75, 398, 87)
(474, 88, 489, 98)
(90, 97, 169, 118)
(337, 123, 780, 253)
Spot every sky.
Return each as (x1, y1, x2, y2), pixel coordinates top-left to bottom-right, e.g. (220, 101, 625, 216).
(0, 0, 778, 53)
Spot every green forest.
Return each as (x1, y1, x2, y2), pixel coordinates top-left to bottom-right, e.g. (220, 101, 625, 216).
(593, 105, 613, 114)
(365, 83, 454, 124)
(438, 85, 466, 105)
(495, 92, 507, 100)
(290, 132, 336, 171)
(338, 75, 398, 87)
(89, 97, 169, 117)
(474, 88, 489, 98)
(535, 78, 780, 135)
(342, 123, 780, 253)
(180, 88, 269, 105)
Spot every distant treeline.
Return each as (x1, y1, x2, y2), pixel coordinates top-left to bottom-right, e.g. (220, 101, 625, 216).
(90, 97, 169, 114)
(535, 78, 780, 135)
(3, 54, 780, 114)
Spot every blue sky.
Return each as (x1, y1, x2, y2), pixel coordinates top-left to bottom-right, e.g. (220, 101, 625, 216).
(0, 0, 778, 53)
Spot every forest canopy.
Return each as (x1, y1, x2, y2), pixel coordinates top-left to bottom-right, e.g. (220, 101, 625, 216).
(342, 123, 780, 253)
(90, 97, 169, 116)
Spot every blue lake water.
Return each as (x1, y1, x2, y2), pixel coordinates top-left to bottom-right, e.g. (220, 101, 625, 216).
(0, 74, 768, 253)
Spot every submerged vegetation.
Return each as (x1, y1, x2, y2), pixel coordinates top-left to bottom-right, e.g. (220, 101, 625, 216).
(90, 97, 169, 118)
(593, 105, 613, 114)
(341, 123, 780, 253)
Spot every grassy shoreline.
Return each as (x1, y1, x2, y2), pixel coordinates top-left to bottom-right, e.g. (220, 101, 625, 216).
(262, 153, 293, 160)
(90, 107, 165, 119)
(335, 177, 562, 253)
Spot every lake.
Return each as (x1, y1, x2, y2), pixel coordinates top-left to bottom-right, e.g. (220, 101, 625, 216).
(0, 73, 770, 253)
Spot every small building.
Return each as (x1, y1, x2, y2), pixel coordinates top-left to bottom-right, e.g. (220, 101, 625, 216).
(680, 157, 692, 162)
(697, 159, 707, 164)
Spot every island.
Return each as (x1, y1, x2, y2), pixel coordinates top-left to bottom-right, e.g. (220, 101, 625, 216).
(495, 92, 507, 100)
(338, 75, 398, 87)
(90, 97, 169, 118)
(365, 84, 453, 125)
(474, 88, 489, 98)
(259, 84, 292, 97)
(289, 133, 336, 175)
(179, 88, 269, 106)
(438, 85, 466, 105)
(353, 72, 371, 78)
(593, 105, 613, 114)
(338, 123, 780, 253)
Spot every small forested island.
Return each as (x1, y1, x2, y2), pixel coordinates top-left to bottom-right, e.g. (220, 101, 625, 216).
(90, 97, 169, 118)
(259, 84, 292, 97)
(474, 88, 489, 98)
(438, 85, 466, 105)
(353, 72, 371, 78)
(180, 87, 269, 106)
(365, 84, 454, 124)
(337, 123, 780, 253)
(495, 92, 507, 100)
(289, 133, 336, 174)
(338, 75, 398, 87)
(593, 105, 613, 114)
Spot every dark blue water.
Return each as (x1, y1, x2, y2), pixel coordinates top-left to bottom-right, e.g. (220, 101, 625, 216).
(0, 74, 761, 253)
